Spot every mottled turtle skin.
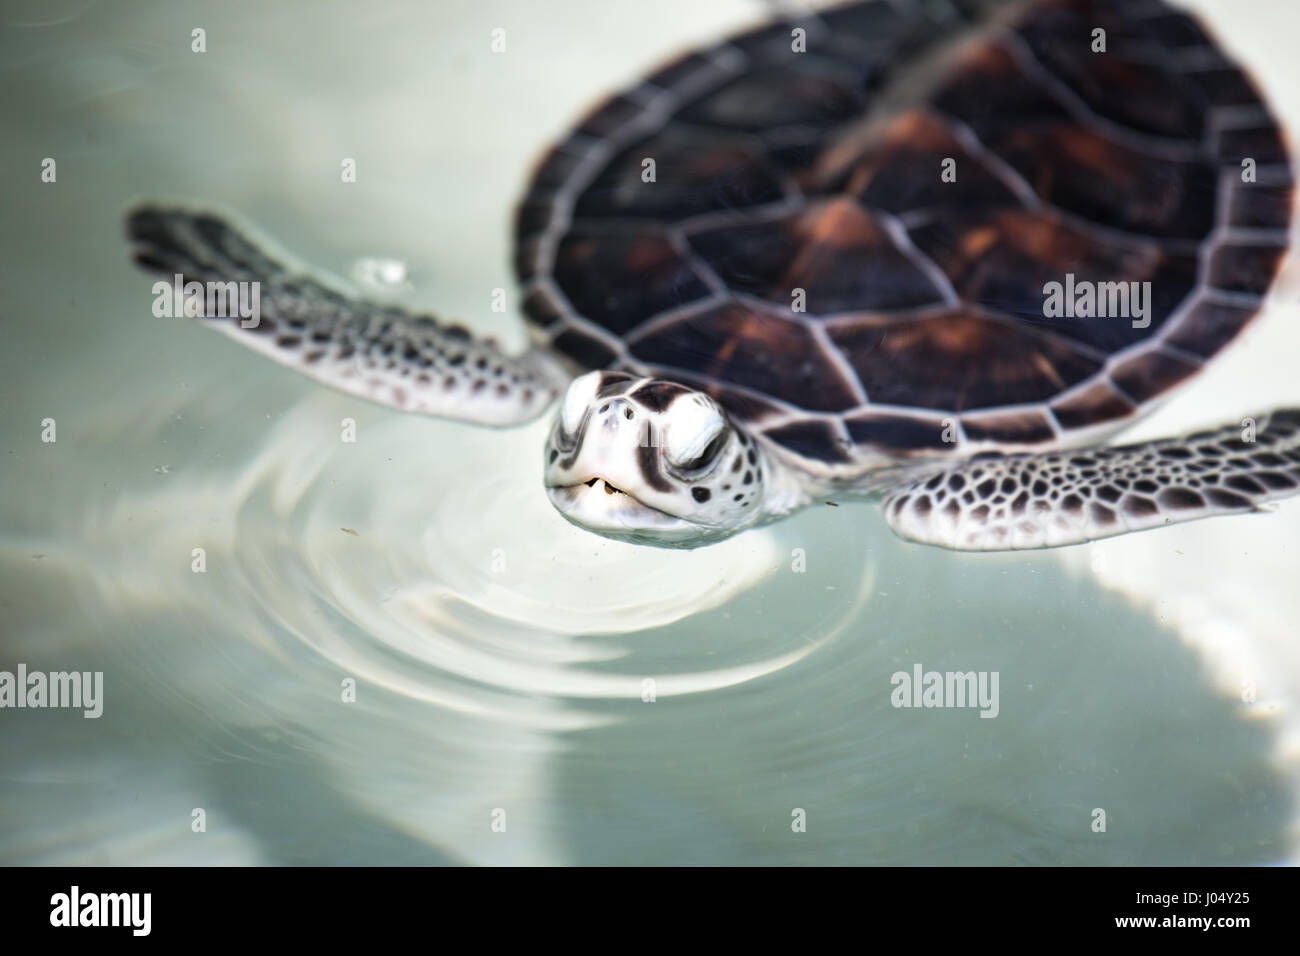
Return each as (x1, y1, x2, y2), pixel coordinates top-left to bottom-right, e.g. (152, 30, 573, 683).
(516, 0, 1293, 473)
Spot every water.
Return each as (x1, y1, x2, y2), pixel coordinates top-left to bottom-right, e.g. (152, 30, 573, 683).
(2, 0, 1299, 865)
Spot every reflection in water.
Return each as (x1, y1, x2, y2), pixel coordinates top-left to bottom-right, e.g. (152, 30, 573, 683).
(1, 380, 870, 863)
(1, 380, 1292, 864)
(87, 393, 844, 720)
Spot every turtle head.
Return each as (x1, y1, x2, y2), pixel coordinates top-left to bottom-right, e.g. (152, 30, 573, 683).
(543, 371, 766, 548)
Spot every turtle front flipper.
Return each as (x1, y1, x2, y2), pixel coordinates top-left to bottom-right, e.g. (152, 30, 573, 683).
(126, 206, 564, 426)
(882, 411, 1300, 550)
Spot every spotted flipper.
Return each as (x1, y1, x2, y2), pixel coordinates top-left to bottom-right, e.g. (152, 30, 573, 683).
(126, 206, 563, 426)
(882, 411, 1300, 550)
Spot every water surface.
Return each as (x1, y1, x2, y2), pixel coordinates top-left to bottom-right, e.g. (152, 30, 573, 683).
(2, 0, 1299, 865)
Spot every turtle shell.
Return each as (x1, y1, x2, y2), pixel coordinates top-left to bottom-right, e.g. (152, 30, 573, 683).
(514, 0, 1293, 468)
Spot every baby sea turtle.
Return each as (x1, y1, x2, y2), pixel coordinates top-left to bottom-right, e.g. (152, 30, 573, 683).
(126, 0, 1299, 550)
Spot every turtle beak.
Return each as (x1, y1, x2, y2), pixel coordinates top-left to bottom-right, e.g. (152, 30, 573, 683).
(545, 479, 691, 533)
(541, 396, 710, 546)
(581, 475, 633, 497)
(543, 399, 668, 513)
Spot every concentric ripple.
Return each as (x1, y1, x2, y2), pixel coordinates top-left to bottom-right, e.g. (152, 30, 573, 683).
(67, 385, 873, 734)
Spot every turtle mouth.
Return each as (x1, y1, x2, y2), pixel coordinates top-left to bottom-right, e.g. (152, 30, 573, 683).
(545, 476, 688, 531)
(582, 476, 632, 497)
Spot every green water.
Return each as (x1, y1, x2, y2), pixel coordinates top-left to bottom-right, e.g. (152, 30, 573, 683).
(2, 0, 1298, 865)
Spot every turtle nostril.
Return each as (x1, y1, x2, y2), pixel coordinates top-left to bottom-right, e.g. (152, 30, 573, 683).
(624, 407, 634, 420)
(599, 404, 609, 413)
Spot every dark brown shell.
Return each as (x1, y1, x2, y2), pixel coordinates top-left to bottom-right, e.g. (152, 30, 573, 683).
(515, 0, 1293, 466)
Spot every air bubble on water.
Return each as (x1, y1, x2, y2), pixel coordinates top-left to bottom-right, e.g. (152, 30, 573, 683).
(352, 257, 410, 290)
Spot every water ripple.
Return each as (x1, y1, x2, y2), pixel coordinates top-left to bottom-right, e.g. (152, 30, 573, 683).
(66, 390, 866, 732)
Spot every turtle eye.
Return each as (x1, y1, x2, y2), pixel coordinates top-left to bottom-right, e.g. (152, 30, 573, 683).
(676, 429, 728, 471)
(665, 398, 728, 470)
(560, 370, 601, 439)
